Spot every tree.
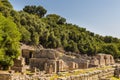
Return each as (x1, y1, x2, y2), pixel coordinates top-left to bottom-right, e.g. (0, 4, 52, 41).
(101, 44, 120, 58)
(1, 0, 13, 9)
(0, 14, 21, 69)
(46, 14, 66, 25)
(65, 40, 79, 53)
(23, 5, 47, 18)
(19, 27, 31, 44)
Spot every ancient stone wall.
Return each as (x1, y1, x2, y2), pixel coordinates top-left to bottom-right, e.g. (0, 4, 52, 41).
(94, 54, 115, 67)
(68, 62, 78, 70)
(89, 57, 99, 67)
(33, 49, 60, 59)
(30, 58, 48, 70)
(56, 60, 69, 72)
(96, 54, 106, 66)
(104, 55, 111, 65)
(44, 60, 57, 74)
(11, 58, 25, 72)
(110, 55, 115, 64)
(78, 60, 90, 69)
(1, 67, 116, 80)
(57, 68, 115, 80)
(0, 73, 11, 80)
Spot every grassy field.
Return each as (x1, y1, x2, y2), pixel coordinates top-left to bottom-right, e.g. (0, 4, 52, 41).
(111, 77, 120, 80)
(50, 66, 113, 80)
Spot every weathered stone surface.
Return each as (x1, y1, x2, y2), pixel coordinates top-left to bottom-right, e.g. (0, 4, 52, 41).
(104, 55, 111, 65)
(114, 66, 120, 78)
(44, 60, 57, 73)
(56, 60, 66, 72)
(89, 57, 99, 67)
(78, 60, 90, 69)
(13, 58, 25, 67)
(20, 44, 116, 74)
(68, 61, 78, 70)
(0, 73, 11, 80)
(30, 58, 48, 70)
(57, 67, 115, 80)
(110, 55, 115, 64)
(96, 54, 106, 66)
(56, 60, 79, 72)
(33, 49, 61, 59)
(0, 66, 117, 80)
(11, 58, 25, 72)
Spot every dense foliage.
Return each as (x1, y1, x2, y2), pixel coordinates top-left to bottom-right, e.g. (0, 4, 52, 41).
(0, 0, 21, 69)
(0, 0, 120, 69)
(0, 13, 21, 69)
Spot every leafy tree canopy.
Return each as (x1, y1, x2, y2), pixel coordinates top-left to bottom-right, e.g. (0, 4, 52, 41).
(0, 13, 21, 69)
(23, 5, 47, 18)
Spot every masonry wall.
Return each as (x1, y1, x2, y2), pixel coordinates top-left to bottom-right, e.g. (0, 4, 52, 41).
(0, 73, 11, 80)
(0, 67, 115, 80)
(57, 68, 115, 80)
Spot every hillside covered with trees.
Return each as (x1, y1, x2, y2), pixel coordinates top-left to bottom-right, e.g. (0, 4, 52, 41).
(0, 0, 120, 68)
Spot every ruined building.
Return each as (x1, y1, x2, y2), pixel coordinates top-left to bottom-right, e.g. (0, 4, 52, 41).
(12, 44, 115, 74)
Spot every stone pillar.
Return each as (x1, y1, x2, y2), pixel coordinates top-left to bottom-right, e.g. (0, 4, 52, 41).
(44, 63, 48, 72)
(110, 55, 115, 65)
(54, 61, 57, 73)
(83, 60, 90, 69)
(56, 60, 64, 72)
(96, 54, 106, 66)
(104, 56, 109, 65)
(49, 65, 53, 74)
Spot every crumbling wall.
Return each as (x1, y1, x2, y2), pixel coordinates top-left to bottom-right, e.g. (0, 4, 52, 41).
(1, 67, 116, 80)
(89, 57, 99, 67)
(29, 49, 115, 74)
(96, 54, 106, 66)
(33, 49, 60, 59)
(30, 58, 48, 70)
(0, 73, 11, 80)
(68, 61, 78, 70)
(57, 68, 115, 80)
(56, 60, 69, 72)
(110, 55, 115, 64)
(11, 58, 25, 72)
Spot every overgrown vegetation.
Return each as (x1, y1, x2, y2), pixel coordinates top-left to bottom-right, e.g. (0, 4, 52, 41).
(0, 13, 20, 69)
(50, 66, 112, 80)
(0, 0, 120, 68)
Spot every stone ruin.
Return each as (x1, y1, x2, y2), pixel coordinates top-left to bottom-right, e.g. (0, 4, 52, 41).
(114, 65, 120, 78)
(30, 49, 63, 73)
(11, 44, 115, 74)
(11, 57, 25, 72)
(21, 43, 35, 65)
(89, 53, 115, 67)
(29, 49, 115, 74)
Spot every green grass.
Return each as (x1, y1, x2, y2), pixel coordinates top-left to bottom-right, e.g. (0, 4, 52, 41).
(50, 66, 113, 80)
(111, 77, 120, 80)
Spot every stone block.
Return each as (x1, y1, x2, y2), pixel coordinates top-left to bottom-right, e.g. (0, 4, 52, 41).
(104, 55, 111, 65)
(0, 73, 11, 80)
(56, 60, 69, 72)
(78, 60, 89, 69)
(90, 57, 99, 67)
(68, 62, 78, 70)
(33, 49, 60, 59)
(30, 58, 48, 70)
(110, 55, 115, 64)
(96, 54, 106, 66)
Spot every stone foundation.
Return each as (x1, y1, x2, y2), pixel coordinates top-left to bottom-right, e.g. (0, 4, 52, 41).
(0, 73, 11, 80)
(0, 67, 116, 80)
(11, 58, 25, 72)
(57, 68, 115, 80)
